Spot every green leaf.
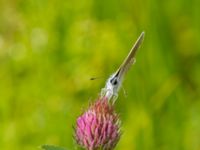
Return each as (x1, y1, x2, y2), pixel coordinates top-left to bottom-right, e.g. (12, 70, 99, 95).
(41, 145, 67, 150)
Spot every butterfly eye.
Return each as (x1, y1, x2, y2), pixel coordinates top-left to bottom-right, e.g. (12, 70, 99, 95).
(113, 79, 118, 85)
(110, 78, 118, 85)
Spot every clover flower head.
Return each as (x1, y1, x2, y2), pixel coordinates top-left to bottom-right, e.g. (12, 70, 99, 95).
(75, 97, 121, 150)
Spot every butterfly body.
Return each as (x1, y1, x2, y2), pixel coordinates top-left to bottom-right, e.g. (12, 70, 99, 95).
(101, 32, 145, 101)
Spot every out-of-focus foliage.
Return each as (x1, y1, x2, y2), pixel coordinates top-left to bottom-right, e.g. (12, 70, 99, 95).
(0, 0, 199, 150)
(41, 145, 66, 150)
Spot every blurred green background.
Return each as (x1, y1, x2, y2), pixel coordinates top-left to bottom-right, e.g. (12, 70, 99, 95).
(0, 0, 200, 150)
